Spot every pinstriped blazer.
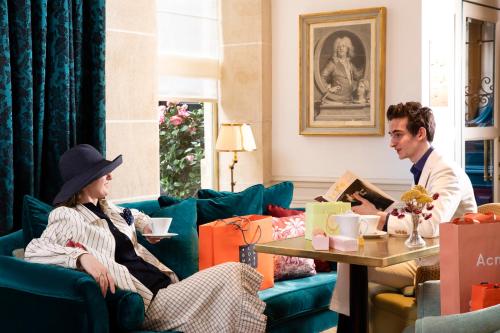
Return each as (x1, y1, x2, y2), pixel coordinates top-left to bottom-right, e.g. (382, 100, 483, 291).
(24, 199, 179, 311)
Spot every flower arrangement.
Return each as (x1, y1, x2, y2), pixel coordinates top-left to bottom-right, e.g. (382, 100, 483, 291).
(158, 102, 205, 198)
(390, 185, 439, 248)
(390, 185, 439, 221)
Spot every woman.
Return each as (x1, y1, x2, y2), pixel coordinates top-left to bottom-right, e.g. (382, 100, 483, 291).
(25, 144, 266, 332)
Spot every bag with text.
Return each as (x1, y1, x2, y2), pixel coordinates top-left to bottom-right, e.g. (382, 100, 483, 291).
(440, 220, 500, 314)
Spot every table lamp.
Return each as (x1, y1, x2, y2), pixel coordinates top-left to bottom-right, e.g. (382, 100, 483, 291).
(215, 123, 256, 192)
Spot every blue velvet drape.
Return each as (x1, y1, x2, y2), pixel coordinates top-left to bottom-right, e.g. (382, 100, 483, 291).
(0, 0, 106, 233)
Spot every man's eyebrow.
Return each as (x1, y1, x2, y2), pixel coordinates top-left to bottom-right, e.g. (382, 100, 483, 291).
(389, 129, 404, 135)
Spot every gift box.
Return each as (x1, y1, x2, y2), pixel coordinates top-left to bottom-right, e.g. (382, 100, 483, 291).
(305, 202, 351, 240)
(199, 215, 274, 290)
(470, 282, 500, 311)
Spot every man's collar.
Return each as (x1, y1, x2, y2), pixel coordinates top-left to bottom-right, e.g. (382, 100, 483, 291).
(410, 147, 434, 184)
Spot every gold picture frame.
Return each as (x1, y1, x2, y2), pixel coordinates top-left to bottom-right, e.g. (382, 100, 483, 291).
(299, 7, 386, 136)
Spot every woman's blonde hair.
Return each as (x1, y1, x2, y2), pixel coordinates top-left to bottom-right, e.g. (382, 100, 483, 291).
(56, 193, 80, 207)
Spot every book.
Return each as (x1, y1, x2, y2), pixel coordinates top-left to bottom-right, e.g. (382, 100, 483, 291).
(316, 171, 395, 211)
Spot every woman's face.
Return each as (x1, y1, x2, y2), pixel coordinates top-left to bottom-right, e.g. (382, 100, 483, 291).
(81, 173, 112, 201)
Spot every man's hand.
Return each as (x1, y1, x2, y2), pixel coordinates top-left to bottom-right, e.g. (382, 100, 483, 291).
(78, 253, 116, 296)
(351, 193, 387, 229)
(351, 192, 378, 215)
(143, 224, 161, 244)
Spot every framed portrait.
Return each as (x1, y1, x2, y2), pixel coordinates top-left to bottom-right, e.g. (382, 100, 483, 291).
(299, 7, 386, 136)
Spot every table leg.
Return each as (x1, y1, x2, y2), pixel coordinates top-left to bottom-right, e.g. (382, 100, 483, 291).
(337, 264, 368, 333)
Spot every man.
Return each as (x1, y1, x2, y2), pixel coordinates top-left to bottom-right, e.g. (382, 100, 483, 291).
(352, 101, 477, 287)
(320, 36, 364, 103)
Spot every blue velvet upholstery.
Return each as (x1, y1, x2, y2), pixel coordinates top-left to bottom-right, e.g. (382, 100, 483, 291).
(160, 184, 265, 226)
(259, 272, 338, 331)
(197, 181, 295, 214)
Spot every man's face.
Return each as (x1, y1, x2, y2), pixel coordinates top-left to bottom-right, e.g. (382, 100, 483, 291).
(388, 117, 421, 161)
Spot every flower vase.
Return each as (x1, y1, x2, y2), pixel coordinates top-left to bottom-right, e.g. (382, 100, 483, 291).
(404, 214, 426, 248)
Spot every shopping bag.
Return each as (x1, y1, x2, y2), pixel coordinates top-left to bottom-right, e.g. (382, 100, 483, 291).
(305, 202, 351, 240)
(440, 221, 500, 314)
(470, 282, 500, 311)
(199, 215, 274, 290)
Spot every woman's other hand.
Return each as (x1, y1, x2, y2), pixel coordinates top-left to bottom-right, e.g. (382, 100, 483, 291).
(143, 224, 162, 244)
(78, 253, 116, 296)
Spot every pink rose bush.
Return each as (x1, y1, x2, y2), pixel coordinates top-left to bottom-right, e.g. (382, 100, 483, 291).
(158, 102, 205, 197)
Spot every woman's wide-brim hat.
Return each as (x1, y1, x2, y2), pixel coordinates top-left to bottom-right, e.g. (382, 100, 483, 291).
(53, 144, 122, 205)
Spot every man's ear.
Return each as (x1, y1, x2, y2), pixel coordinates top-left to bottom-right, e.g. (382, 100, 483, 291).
(417, 127, 427, 141)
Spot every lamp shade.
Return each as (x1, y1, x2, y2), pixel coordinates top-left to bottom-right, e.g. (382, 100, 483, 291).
(215, 123, 256, 152)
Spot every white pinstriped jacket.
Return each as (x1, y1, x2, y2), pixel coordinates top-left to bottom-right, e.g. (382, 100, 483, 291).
(24, 199, 179, 311)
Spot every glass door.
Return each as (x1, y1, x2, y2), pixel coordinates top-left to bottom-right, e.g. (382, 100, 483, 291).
(463, 1, 500, 205)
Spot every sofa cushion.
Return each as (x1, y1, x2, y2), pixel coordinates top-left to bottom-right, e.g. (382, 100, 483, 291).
(161, 184, 264, 226)
(138, 198, 198, 280)
(197, 181, 294, 214)
(267, 204, 304, 218)
(119, 199, 161, 216)
(21, 195, 52, 246)
(258, 272, 337, 325)
(272, 213, 316, 281)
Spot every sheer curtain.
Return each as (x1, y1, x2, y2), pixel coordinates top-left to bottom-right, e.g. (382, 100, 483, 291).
(157, 0, 219, 100)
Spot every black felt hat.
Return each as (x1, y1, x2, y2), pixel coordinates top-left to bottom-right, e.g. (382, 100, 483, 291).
(53, 144, 122, 205)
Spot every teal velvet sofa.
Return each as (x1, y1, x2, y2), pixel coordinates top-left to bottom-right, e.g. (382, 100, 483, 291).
(0, 184, 338, 333)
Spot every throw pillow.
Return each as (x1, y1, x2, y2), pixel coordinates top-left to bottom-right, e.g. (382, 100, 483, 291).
(22, 195, 52, 246)
(266, 204, 303, 218)
(272, 213, 316, 281)
(263, 181, 294, 213)
(138, 198, 198, 280)
(160, 184, 265, 227)
(197, 181, 294, 214)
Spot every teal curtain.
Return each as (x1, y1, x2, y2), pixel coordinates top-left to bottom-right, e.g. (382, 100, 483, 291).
(0, 0, 106, 234)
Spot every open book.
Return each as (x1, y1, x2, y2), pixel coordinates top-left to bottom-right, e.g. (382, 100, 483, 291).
(316, 171, 395, 211)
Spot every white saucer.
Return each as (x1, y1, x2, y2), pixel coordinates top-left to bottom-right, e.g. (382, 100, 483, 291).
(362, 230, 387, 238)
(389, 233, 408, 238)
(142, 233, 178, 238)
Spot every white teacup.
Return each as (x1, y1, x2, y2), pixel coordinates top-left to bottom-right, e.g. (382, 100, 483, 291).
(150, 217, 172, 234)
(360, 215, 380, 235)
(334, 212, 361, 239)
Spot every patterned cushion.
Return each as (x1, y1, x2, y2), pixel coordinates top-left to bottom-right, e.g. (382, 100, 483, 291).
(272, 213, 316, 281)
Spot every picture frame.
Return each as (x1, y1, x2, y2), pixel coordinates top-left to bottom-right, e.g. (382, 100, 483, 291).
(299, 7, 386, 136)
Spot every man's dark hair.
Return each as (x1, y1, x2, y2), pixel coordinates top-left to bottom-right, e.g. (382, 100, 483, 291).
(386, 102, 435, 142)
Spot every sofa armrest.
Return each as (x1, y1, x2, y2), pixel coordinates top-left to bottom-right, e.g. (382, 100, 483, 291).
(106, 288, 145, 331)
(0, 255, 109, 333)
(415, 304, 500, 333)
(0, 230, 24, 256)
(416, 280, 441, 319)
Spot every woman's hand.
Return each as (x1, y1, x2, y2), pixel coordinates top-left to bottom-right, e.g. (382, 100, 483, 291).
(78, 253, 116, 296)
(143, 224, 162, 244)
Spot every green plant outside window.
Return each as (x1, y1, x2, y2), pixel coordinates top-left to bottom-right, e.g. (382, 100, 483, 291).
(159, 102, 205, 198)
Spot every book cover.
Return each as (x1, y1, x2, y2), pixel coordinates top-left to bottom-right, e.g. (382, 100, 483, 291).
(318, 171, 395, 211)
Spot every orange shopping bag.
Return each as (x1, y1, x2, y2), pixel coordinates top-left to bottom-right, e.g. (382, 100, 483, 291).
(440, 221, 500, 314)
(199, 215, 274, 290)
(470, 282, 500, 311)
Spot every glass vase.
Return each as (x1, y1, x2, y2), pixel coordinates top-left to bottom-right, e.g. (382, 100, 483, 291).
(404, 214, 426, 248)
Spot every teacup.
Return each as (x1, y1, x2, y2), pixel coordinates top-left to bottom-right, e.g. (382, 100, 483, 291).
(360, 215, 380, 235)
(150, 217, 172, 234)
(333, 212, 361, 239)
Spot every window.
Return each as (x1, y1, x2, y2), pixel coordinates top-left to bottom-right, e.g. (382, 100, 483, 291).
(157, 0, 220, 197)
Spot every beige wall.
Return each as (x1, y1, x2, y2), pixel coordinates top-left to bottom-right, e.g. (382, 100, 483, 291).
(219, 0, 272, 191)
(105, 0, 159, 202)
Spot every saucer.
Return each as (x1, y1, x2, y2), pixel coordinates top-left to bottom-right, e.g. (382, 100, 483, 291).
(362, 230, 387, 238)
(142, 233, 178, 239)
(390, 233, 408, 238)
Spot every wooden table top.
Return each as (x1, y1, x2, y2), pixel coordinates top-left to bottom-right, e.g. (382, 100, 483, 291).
(255, 235, 439, 267)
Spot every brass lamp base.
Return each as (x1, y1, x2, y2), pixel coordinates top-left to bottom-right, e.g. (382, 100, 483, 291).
(229, 151, 238, 192)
